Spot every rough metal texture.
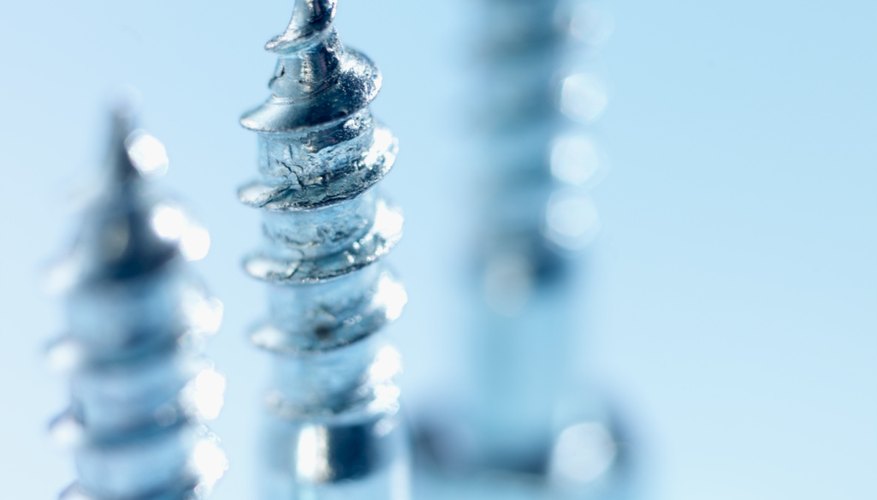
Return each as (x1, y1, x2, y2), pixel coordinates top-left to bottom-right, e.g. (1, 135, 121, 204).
(417, 1, 630, 499)
(240, 1, 409, 498)
(48, 111, 226, 499)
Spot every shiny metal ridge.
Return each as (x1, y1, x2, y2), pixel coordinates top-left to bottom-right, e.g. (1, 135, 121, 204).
(240, 1, 409, 498)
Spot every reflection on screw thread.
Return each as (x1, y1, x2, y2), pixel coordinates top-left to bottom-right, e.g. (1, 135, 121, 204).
(477, 0, 609, 260)
(48, 110, 226, 499)
(240, 1, 409, 498)
(465, 0, 627, 496)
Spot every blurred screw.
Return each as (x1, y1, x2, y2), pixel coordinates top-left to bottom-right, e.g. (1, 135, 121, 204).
(240, 1, 409, 498)
(415, 1, 633, 498)
(48, 108, 226, 499)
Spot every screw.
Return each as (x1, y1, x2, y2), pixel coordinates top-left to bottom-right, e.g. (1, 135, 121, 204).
(240, 1, 409, 498)
(417, 0, 629, 497)
(475, 1, 629, 495)
(48, 108, 227, 499)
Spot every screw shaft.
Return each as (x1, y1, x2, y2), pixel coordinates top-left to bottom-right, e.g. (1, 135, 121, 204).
(241, 2, 409, 498)
(466, 1, 627, 494)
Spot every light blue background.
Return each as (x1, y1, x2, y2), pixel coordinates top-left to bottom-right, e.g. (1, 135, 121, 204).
(1, 1, 875, 499)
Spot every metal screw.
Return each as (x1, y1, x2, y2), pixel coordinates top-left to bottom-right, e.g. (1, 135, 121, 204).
(48, 108, 227, 499)
(240, 1, 409, 498)
(476, 0, 628, 495)
(417, 1, 630, 498)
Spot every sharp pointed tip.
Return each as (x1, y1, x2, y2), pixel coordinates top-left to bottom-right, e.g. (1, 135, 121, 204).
(104, 101, 169, 184)
(111, 101, 137, 134)
(107, 105, 142, 184)
(292, 0, 337, 28)
(108, 90, 142, 145)
(267, 0, 337, 52)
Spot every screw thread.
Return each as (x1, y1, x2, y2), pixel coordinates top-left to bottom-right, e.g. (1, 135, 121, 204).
(459, 0, 620, 483)
(476, 0, 609, 260)
(49, 111, 226, 499)
(241, 1, 408, 497)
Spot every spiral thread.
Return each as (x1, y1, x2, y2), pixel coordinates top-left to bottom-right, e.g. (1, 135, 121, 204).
(48, 111, 226, 499)
(476, 0, 611, 265)
(459, 0, 625, 491)
(241, 1, 408, 497)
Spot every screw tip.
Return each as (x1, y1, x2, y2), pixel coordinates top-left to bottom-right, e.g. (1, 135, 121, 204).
(105, 101, 170, 183)
(107, 103, 143, 184)
(266, 0, 337, 52)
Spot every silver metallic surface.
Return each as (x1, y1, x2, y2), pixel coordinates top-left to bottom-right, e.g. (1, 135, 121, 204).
(49, 110, 226, 499)
(416, 1, 631, 499)
(240, 1, 409, 498)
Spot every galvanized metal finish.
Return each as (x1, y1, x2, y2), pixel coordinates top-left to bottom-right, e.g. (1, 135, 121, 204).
(240, 1, 409, 498)
(49, 110, 226, 499)
(473, 1, 627, 495)
(418, 1, 628, 498)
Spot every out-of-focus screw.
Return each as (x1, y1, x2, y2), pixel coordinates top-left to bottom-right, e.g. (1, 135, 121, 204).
(476, 0, 628, 495)
(416, 1, 631, 498)
(48, 108, 226, 499)
(240, 1, 409, 498)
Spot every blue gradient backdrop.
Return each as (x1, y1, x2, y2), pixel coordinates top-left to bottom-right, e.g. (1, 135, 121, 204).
(1, 1, 874, 499)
